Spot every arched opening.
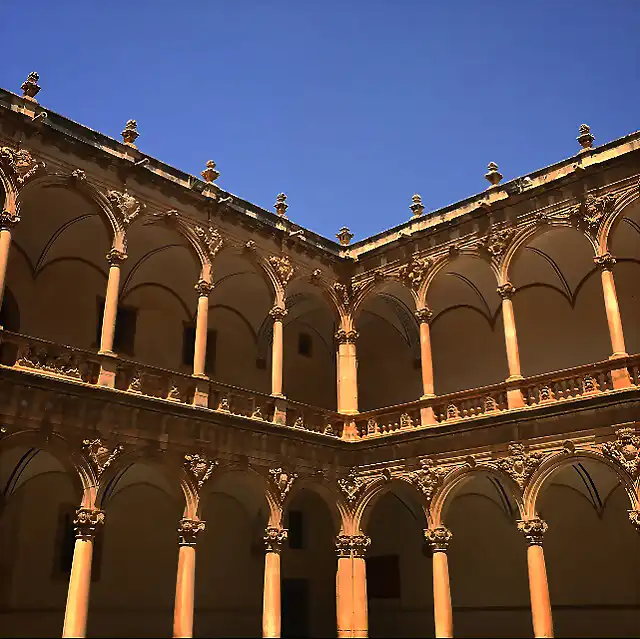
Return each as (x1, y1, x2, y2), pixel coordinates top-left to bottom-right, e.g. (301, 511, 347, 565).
(509, 228, 610, 376)
(356, 281, 421, 410)
(428, 256, 507, 394)
(0, 443, 83, 638)
(282, 487, 337, 638)
(443, 472, 529, 637)
(195, 470, 270, 637)
(535, 458, 639, 637)
(89, 461, 184, 637)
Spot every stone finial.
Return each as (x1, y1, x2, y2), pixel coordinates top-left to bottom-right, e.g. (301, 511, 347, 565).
(201, 160, 220, 183)
(577, 124, 595, 151)
(121, 120, 139, 147)
(274, 193, 288, 217)
(410, 194, 425, 218)
(485, 162, 503, 187)
(336, 226, 354, 246)
(21, 72, 41, 101)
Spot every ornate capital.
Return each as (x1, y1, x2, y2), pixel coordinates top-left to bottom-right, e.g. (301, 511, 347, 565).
(479, 224, 515, 261)
(21, 72, 41, 100)
(407, 458, 447, 504)
(601, 427, 640, 477)
(269, 467, 297, 502)
(195, 279, 214, 297)
(496, 443, 544, 489)
(0, 209, 20, 230)
(178, 518, 206, 546)
(184, 453, 218, 489)
(594, 252, 616, 271)
(414, 307, 434, 324)
(194, 224, 223, 262)
(274, 193, 288, 217)
(335, 534, 371, 558)
(424, 526, 452, 552)
(201, 160, 220, 183)
(628, 510, 640, 534)
(399, 256, 431, 291)
(269, 305, 288, 321)
(121, 120, 139, 146)
(264, 526, 288, 552)
(268, 255, 294, 288)
(497, 282, 516, 300)
(107, 190, 144, 228)
(517, 518, 548, 545)
(572, 193, 616, 231)
(106, 248, 127, 266)
(0, 146, 46, 185)
(82, 439, 123, 478)
(74, 508, 105, 540)
(335, 328, 359, 345)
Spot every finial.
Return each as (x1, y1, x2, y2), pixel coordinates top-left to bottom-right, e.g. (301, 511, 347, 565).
(274, 193, 288, 217)
(201, 160, 220, 183)
(121, 120, 139, 147)
(21, 72, 41, 101)
(577, 124, 594, 151)
(485, 162, 503, 187)
(336, 226, 354, 246)
(410, 194, 425, 218)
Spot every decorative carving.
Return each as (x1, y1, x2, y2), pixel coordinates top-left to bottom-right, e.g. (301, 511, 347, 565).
(0, 209, 21, 230)
(517, 518, 548, 545)
(572, 193, 616, 230)
(497, 282, 516, 300)
(269, 306, 288, 321)
(82, 439, 123, 477)
(505, 176, 533, 196)
(21, 72, 41, 100)
(106, 248, 127, 266)
(0, 146, 46, 185)
(310, 268, 322, 281)
(410, 194, 425, 217)
(268, 255, 294, 288)
(577, 124, 594, 150)
(332, 282, 352, 309)
(539, 385, 554, 402)
(582, 374, 599, 394)
(562, 440, 576, 455)
(195, 279, 214, 297)
(264, 526, 288, 552)
(184, 453, 218, 489)
(335, 328, 359, 345)
(194, 224, 223, 262)
(446, 404, 459, 420)
(398, 256, 432, 291)
(217, 396, 230, 412)
(16, 345, 82, 379)
(601, 427, 640, 477)
(628, 510, 640, 533)
(269, 467, 297, 502)
(201, 160, 220, 183)
(485, 162, 503, 186)
(71, 169, 86, 181)
(121, 120, 139, 146)
(274, 193, 288, 217)
(414, 308, 433, 324)
(594, 252, 616, 271)
(335, 534, 371, 558)
(497, 443, 544, 488)
(484, 396, 498, 412)
(336, 226, 354, 246)
(366, 419, 378, 435)
(338, 469, 370, 504)
(127, 371, 143, 393)
(408, 458, 447, 504)
(178, 518, 206, 546)
(293, 416, 305, 429)
(244, 240, 256, 251)
(167, 384, 182, 402)
(424, 526, 452, 552)
(74, 508, 105, 540)
(479, 224, 515, 261)
(107, 190, 144, 228)
(399, 413, 414, 429)
(251, 406, 264, 420)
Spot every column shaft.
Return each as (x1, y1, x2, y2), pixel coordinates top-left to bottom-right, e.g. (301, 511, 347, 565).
(0, 228, 12, 314)
(419, 320, 435, 396)
(271, 318, 284, 396)
(62, 538, 94, 638)
(262, 551, 282, 638)
(501, 296, 521, 378)
(527, 544, 553, 638)
(99, 264, 121, 354)
(600, 268, 627, 357)
(193, 294, 210, 377)
(336, 333, 358, 414)
(432, 551, 453, 639)
(352, 556, 368, 638)
(173, 545, 197, 638)
(336, 556, 354, 638)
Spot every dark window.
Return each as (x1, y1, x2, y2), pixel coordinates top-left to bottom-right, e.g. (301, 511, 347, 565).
(95, 298, 137, 356)
(182, 325, 216, 374)
(367, 554, 401, 599)
(298, 332, 312, 357)
(59, 511, 75, 575)
(288, 510, 304, 549)
(256, 357, 267, 370)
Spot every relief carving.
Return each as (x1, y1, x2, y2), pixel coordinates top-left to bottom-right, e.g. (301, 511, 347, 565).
(517, 518, 548, 545)
(571, 193, 616, 231)
(178, 518, 206, 546)
(82, 438, 123, 477)
(264, 526, 288, 552)
(107, 189, 144, 228)
(496, 443, 544, 488)
(268, 255, 294, 288)
(398, 255, 432, 291)
(338, 469, 371, 504)
(74, 507, 105, 540)
(335, 534, 371, 558)
(601, 427, 640, 477)
(184, 453, 218, 489)
(424, 526, 452, 552)
(0, 209, 21, 230)
(0, 146, 46, 185)
(269, 467, 297, 502)
(194, 224, 223, 262)
(478, 224, 515, 261)
(407, 458, 447, 504)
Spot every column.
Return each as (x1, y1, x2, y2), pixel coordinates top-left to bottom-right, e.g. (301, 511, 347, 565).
(193, 279, 214, 377)
(497, 282, 525, 408)
(336, 329, 359, 415)
(263, 526, 288, 638)
(173, 518, 206, 639)
(424, 527, 453, 639)
(415, 308, 436, 425)
(98, 248, 127, 355)
(517, 518, 554, 638)
(270, 306, 287, 397)
(62, 508, 105, 638)
(0, 210, 20, 319)
(335, 534, 370, 638)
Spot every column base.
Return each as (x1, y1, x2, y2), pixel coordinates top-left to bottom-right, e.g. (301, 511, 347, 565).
(273, 397, 288, 426)
(505, 378, 525, 409)
(341, 419, 360, 441)
(97, 352, 118, 388)
(192, 375, 210, 407)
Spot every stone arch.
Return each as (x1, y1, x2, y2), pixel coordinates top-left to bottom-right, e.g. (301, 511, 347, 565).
(598, 186, 640, 255)
(352, 275, 419, 320)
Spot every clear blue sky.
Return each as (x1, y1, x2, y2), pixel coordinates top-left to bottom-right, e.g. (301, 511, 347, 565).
(3, 1, 639, 241)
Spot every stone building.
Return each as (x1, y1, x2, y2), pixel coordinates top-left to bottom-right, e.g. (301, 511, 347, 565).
(0, 73, 638, 639)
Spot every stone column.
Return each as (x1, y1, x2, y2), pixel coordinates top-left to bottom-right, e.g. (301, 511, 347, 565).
(98, 248, 127, 355)
(425, 527, 453, 639)
(336, 329, 359, 415)
(62, 508, 105, 638)
(0, 210, 19, 318)
(415, 308, 436, 425)
(270, 306, 287, 397)
(335, 534, 370, 638)
(497, 282, 525, 408)
(518, 518, 554, 639)
(173, 518, 206, 639)
(193, 280, 214, 377)
(263, 526, 288, 638)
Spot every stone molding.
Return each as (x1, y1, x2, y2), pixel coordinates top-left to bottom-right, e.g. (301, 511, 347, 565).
(335, 534, 371, 558)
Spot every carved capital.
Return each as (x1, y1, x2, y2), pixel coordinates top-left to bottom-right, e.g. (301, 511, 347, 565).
(82, 439, 124, 478)
(269, 467, 297, 502)
(496, 443, 544, 489)
(414, 308, 434, 324)
(74, 508, 105, 540)
(601, 427, 640, 477)
(0, 146, 46, 185)
(398, 256, 432, 291)
(106, 248, 127, 266)
(335, 329, 359, 345)
(178, 518, 206, 546)
(269, 306, 288, 321)
(184, 453, 218, 489)
(497, 282, 516, 300)
(335, 534, 371, 558)
(264, 526, 288, 552)
(424, 526, 452, 552)
(628, 510, 640, 534)
(594, 252, 616, 271)
(194, 224, 223, 262)
(517, 518, 548, 545)
(0, 209, 20, 230)
(107, 190, 144, 228)
(195, 279, 214, 297)
(268, 255, 294, 288)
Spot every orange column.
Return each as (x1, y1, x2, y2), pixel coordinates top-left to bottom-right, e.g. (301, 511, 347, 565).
(193, 280, 213, 377)
(263, 526, 288, 638)
(62, 508, 105, 638)
(335, 534, 370, 638)
(425, 527, 453, 639)
(336, 330, 359, 415)
(98, 249, 127, 355)
(497, 282, 525, 408)
(518, 519, 554, 638)
(270, 306, 287, 397)
(173, 519, 206, 638)
(415, 308, 436, 425)
(0, 211, 19, 316)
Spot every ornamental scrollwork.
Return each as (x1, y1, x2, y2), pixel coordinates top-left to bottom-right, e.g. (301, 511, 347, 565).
(496, 443, 544, 489)
(335, 534, 371, 558)
(268, 255, 294, 288)
(0, 146, 46, 185)
(517, 518, 548, 545)
(178, 518, 206, 546)
(264, 526, 288, 552)
(398, 255, 432, 291)
(194, 224, 223, 262)
(338, 469, 371, 504)
(107, 189, 144, 228)
(478, 223, 516, 261)
(335, 329, 359, 345)
(184, 453, 218, 489)
(424, 526, 452, 552)
(600, 427, 640, 477)
(571, 192, 617, 231)
(406, 458, 448, 504)
(82, 438, 124, 477)
(269, 467, 297, 502)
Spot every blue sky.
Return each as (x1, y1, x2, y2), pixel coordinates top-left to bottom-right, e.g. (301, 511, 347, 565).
(3, 1, 639, 241)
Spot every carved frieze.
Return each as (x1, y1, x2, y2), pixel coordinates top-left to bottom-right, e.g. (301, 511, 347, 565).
(517, 518, 548, 545)
(268, 255, 294, 288)
(184, 453, 218, 489)
(601, 427, 640, 477)
(0, 146, 46, 185)
(178, 518, 206, 546)
(424, 526, 452, 552)
(414, 308, 433, 324)
(496, 443, 544, 489)
(335, 534, 371, 558)
(264, 526, 288, 552)
(398, 256, 432, 291)
(107, 189, 144, 228)
(82, 438, 123, 477)
(269, 467, 297, 502)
